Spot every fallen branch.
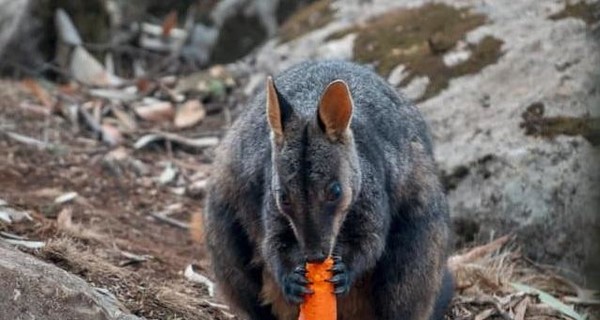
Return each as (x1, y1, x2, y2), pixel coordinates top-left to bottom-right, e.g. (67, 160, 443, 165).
(134, 131, 219, 150)
(150, 212, 189, 230)
(184, 264, 215, 297)
(3, 131, 56, 149)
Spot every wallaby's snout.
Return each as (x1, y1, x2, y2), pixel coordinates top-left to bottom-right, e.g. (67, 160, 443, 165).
(299, 218, 334, 263)
(305, 250, 327, 263)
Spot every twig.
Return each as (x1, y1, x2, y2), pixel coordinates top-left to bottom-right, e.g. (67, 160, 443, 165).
(184, 264, 215, 296)
(200, 300, 235, 319)
(134, 131, 219, 150)
(2, 131, 55, 149)
(150, 212, 189, 229)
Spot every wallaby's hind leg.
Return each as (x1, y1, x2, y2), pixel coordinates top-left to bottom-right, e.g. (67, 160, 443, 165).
(430, 268, 454, 320)
(370, 219, 450, 320)
(204, 200, 275, 320)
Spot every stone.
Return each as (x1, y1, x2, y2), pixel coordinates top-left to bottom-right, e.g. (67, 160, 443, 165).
(0, 243, 141, 320)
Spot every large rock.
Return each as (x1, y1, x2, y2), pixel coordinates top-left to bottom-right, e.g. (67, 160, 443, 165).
(0, 243, 141, 320)
(234, 0, 600, 284)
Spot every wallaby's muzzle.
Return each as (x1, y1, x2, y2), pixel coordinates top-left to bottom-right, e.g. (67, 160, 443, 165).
(305, 250, 328, 263)
(300, 218, 334, 263)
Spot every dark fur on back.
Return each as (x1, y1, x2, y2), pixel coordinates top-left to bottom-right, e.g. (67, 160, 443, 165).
(204, 60, 452, 320)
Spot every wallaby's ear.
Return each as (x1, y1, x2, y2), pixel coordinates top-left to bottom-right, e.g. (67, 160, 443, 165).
(317, 80, 353, 141)
(266, 76, 292, 144)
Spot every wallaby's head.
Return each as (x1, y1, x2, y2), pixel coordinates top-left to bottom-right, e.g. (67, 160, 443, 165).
(266, 77, 361, 263)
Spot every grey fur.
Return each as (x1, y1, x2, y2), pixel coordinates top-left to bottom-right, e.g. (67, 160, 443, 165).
(203, 60, 453, 320)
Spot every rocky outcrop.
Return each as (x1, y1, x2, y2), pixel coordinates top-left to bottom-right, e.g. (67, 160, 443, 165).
(235, 0, 600, 284)
(0, 242, 141, 320)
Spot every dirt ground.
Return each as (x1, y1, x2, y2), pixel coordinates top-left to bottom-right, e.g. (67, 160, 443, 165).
(0, 79, 597, 320)
(0, 80, 230, 319)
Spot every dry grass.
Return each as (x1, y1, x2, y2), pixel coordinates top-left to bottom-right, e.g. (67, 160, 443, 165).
(447, 236, 598, 319)
(37, 235, 599, 319)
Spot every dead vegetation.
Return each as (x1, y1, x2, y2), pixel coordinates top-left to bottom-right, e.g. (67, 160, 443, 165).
(448, 236, 599, 319)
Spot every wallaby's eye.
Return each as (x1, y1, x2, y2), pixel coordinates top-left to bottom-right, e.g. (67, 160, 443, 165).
(326, 182, 342, 202)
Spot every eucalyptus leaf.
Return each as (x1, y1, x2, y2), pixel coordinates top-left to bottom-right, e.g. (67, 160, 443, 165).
(511, 282, 585, 320)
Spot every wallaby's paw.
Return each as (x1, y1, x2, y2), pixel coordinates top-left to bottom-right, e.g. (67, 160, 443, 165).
(329, 256, 352, 295)
(281, 265, 313, 304)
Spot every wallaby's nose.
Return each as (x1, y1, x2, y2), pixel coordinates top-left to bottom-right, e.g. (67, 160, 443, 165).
(305, 251, 327, 263)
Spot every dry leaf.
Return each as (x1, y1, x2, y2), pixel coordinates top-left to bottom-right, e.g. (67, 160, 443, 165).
(160, 76, 177, 87)
(0, 238, 45, 249)
(57, 208, 103, 241)
(32, 188, 64, 198)
(174, 100, 206, 128)
(54, 192, 78, 204)
(209, 65, 227, 78)
(19, 101, 51, 116)
(119, 250, 153, 267)
(0, 207, 33, 224)
(70, 47, 122, 87)
(511, 283, 585, 320)
(187, 179, 208, 198)
(55, 8, 82, 45)
(110, 105, 137, 131)
(88, 88, 138, 102)
(157, 162, 178, 185)
(449, 235, 511, 270)
(474, 308, 495, 320)
(92, 100, 103, 124)
(101, 123, 123, 146)
(58, 82, 80, 95)
(21, 79, 53, 109)
(136, 78, 156, 95)
(162, 10, 178, 37)
(0, 231, 25, 240)
(135, 102, 175, 122)
(564, 289, 600, 305)
(514, 296, 529, 320)
(5, 132, 54, 149)
(70, 46, 109, 86)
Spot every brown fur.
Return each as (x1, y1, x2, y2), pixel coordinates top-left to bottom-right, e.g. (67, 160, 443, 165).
(317, 80, 354, 141)
(267, 76, 285, 144)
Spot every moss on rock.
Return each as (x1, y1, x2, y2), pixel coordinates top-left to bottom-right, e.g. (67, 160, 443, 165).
(550, 1, 600, 26)
(520, 102, 600, 145)
(329, 3, 503, 101)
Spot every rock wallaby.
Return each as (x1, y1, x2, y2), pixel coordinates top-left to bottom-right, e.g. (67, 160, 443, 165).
(203, 60, 453, 320)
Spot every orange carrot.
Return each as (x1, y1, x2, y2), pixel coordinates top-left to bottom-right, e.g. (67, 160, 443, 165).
(298, 257, 337, 320)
